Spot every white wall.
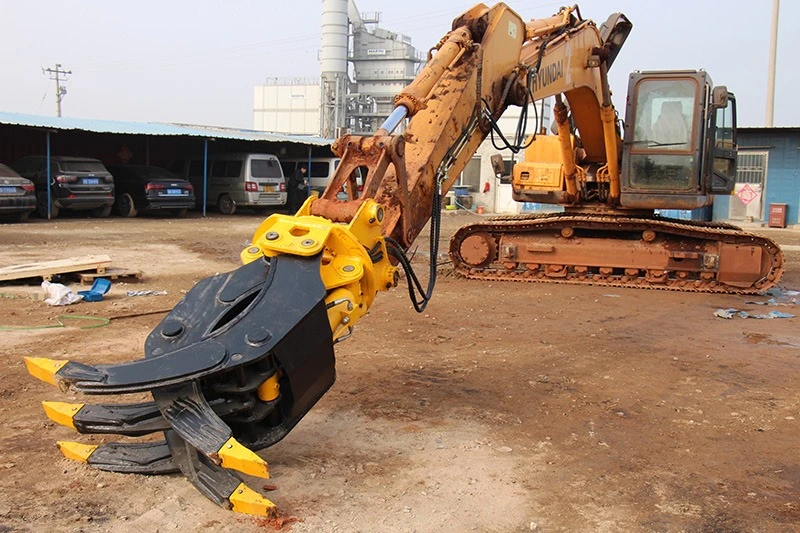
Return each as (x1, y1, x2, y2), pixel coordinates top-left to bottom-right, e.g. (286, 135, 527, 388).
(253, 83, 321, 135)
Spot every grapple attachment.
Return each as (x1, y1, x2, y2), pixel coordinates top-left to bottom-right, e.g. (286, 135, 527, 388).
(26, 199, 399, 516)
(27, 254, 336, 516)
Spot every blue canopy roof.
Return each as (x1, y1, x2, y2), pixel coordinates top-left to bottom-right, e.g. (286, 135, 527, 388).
(0, 111, 332, 146)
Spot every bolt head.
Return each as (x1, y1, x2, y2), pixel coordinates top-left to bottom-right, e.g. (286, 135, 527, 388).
(301, 239, 315, 247)
(248, 246, 260, 254)
(343, 265, 355, 272)
(266, 231, 279, 241)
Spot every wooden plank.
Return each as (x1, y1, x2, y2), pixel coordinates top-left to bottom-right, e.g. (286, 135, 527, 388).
(78, 268, 143, 285)
(0, 255, 113, 282)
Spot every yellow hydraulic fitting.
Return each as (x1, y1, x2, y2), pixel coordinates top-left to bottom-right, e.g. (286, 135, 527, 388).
(257, 374, 280, 402)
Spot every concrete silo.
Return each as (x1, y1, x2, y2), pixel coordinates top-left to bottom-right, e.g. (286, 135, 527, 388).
(320, 0, 350, 138)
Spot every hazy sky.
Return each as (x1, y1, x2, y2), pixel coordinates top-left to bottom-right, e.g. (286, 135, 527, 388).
(0, 0, 796, 129)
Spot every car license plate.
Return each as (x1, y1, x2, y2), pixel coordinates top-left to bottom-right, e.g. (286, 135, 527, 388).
(262, 185, 276, 192)
(83, 178, 99, 185)
(167, 189, 182, 195)
(0, 186, 15, 193)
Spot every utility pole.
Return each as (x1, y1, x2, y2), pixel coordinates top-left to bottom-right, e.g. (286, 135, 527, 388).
(42, 63, 72, 117)
(765, 0, 779, 127)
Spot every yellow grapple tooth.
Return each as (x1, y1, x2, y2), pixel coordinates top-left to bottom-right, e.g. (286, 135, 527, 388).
(42, 401, 84, 430)
(218, 437, 270, 479)
(56, 441, 98, 463)
(24, 357, 69, 386)
(228, 482, 277, 517)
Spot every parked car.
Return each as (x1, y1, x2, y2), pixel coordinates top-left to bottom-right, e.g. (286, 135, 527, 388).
(106, 165, 195, 217)
(11, 156, 114, 218)
(167, 153, 286, 215)
(0, 163, 36, 222)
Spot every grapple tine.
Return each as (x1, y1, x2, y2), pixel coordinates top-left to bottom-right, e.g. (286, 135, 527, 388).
(165, 430, 276, 517)
(152, 381, 269, 478)
(42, 396, 260, 436)
(57, 440, 178, 475)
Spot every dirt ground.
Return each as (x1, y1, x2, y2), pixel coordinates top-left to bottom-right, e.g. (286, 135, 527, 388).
(1, 210, 798, 533)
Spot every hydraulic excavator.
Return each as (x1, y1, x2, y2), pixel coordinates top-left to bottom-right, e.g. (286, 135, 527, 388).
(25, 2, 782, 518)
(449, 9, 784, 292)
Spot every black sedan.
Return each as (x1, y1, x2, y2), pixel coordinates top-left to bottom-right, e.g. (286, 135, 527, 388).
(0, 163, 36, 222)
(107, 165, 195, 217)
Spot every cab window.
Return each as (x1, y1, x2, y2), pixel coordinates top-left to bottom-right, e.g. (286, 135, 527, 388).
(629, 78, 698, 190)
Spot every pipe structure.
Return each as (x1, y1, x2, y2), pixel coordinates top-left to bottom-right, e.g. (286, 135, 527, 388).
(765, 0, 780, 127)
(393, 28, 472, 117)
(375, 105, 409, 136)
(553, 95, 579, 199)
(203, 139, 208, 217)
(46, 131, 51, 220)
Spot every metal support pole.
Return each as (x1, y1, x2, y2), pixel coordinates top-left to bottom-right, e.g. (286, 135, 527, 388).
(766, 0, 780, 127)
(307, 146, 312, 196)
(46, 131, 51, 220)
(203, 139, 209, 217)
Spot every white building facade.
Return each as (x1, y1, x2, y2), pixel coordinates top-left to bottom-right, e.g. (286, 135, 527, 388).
(253, 78, 321, 135)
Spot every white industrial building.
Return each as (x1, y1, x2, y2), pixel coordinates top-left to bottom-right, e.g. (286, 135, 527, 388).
(253, 78, 321, 135)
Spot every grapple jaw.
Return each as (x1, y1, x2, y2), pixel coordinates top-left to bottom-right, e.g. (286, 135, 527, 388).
(26, 199, 398, 517)
(27, 254, 336, 516)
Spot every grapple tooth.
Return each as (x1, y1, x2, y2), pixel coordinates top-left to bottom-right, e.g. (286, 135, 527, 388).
(24, 357, 69, 386)
(229, 482, 277, 517)
(56, 441, 98, 462)
(218, 437, 269, 479)
(42, 401, 84, 430)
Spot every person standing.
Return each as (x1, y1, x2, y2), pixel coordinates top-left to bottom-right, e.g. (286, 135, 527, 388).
(287, 164, 308, 212)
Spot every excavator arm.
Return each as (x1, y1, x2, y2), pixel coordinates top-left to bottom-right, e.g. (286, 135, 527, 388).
(25, 3, 628, 517)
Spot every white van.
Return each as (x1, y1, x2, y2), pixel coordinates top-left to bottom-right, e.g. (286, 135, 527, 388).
(280, 157, 341, 197)
(168, 153, 287, 215)
(281, 157, 366, 198)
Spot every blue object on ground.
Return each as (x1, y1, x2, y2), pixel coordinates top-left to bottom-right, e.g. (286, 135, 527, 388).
(78, 278, 112, 302)
(714, 307, 795, 319)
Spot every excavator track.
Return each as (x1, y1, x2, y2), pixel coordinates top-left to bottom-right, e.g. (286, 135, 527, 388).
(449, 213, 784, 294)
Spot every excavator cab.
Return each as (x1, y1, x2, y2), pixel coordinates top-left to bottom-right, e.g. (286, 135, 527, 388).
(620, 70, 737, 210)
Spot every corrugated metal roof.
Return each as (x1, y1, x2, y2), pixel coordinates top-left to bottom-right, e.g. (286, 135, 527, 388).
(739, 126, 800, 132)
(0, 111, 332, 146)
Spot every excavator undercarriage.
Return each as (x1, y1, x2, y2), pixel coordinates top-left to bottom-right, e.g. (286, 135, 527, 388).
(451, 213, 784, 293)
